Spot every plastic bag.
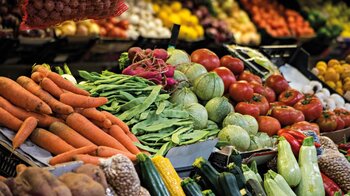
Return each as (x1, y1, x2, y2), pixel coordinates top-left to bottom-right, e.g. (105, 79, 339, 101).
(20, 0, 128, 30)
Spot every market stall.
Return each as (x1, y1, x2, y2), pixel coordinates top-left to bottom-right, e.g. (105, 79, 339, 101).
(0, 0, 350, 196)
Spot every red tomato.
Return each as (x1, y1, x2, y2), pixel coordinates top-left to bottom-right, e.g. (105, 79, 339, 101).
(238, 71, 262, 84)
(334, 108, 350, 128)
(336, 116, 345, 130)
(191, 49, 220, 71)
(257, 116, 281, 136)
(271, 106, 305, 126)
(278, 89, 304, 106)
(291, 121, 320, 135)
(250, 93, 270, 115)
(229, 81, 254, 102)
(294, 96, 323, 121)
(220, 55, 244, 75)
(316, 111, 338, 133)
(265, 74, 290, 95)
(250, 82, 276, 103)
(212, 67, 236, 92)
(235, 102, 260, 118)
(117, 20, 129, 30)
(270, 101, 286, 108)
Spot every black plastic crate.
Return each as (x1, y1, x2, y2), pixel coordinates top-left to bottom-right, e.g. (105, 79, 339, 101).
(0, 141, 36, 177)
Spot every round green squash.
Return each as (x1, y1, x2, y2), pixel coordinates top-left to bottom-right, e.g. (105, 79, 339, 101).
(222, 113, 258, 135)
(185, 103, 208, 129)
(170, 87, 198, 106)
(193, 72, 224, 101)
(218, 125, 250, 151)
(205, 97, 234, 124)
(177, 62, 208, 83)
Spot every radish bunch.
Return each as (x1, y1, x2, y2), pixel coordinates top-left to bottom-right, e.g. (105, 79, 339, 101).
(122, 47, 177, 88)
(22, 0, 128, 29)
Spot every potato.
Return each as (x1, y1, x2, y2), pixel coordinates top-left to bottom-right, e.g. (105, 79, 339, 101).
(59, 173, 105, 196)
(0, 181, 12, 196)
(74, 164, 108, 189)
(5, 167, 71, 196)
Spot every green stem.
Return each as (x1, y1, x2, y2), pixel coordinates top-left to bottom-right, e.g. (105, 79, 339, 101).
(302, 136, 314, 146)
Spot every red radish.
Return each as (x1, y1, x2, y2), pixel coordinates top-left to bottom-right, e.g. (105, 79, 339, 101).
(153, 49, 168, 60)
(166, 78, 177, 86)
(164, 65, 175, 77)
(128, 47, 142, 60)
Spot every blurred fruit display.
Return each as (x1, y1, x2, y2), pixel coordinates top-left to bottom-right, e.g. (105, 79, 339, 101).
(0, 0, 21, 37)
(212, 0, 261, 45)
(55, 20, 100, 37)
(153, 1, 204, 41)
(241, 0, 314, 38)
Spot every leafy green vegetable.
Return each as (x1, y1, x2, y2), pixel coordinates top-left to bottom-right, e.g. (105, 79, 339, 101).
(118, 52, 130, 70)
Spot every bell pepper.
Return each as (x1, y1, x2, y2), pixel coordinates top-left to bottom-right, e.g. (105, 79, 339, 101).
(321, 172, 342, 196)
(339, 143, 350, 151)
(280, 133, 300, 156)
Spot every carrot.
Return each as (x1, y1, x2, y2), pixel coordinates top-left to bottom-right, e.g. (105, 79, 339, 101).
(90, 119, 112, 129)
(101, 111, 131, 135)
(47, 72, 90, 96)
(0, 77, 52, 114)
(32, 64, 50, 74)
(109, 125, 141, 155)
(0, 96, 62, 127)
(40, 78, 64, 99)
(0, 107, 23, 131)
(31, 72, 46, 83)
(12, 117, 38, 150)
(60, 92, 108, 108)
(49, 145, 97, 165)
(30, 128, 75, 155)
(66, 113, 130, 152)
(127, 132, 140, 143)
(95, 146, 136, 161)
(17, 76, 73, 115)
(49, 122, 96, 148)
(16, 164, 27, 176)
(73, 154, 104, 165)
(77, 108, 107, 122)
(55, 114, 68, 120)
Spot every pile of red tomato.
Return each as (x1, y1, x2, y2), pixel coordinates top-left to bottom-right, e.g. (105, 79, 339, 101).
(190, 49, 350, 137)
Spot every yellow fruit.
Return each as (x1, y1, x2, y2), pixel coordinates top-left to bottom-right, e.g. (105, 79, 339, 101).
(317, 66, 326, 75)
(341, 70, 350, 79)
(162, 5, 171, 14)
(195, 25, 204, 37)
(324, 68, 340, 82)
(187, 28, 198, 40)
(171, 1, 182, 12)
(158, 11, 168, 21)
(179, 9, 191, 22)
(344, 77, 350, 83)
(337, 80, 343, 88)
(326, 81, 336, 89)
(152, 4, 160, 13)
(316, 61, 327, 69)
(189, 15, 199, 25)
(318, 75, 325, 82)
(328, 59, 340, 67)
(334, 64, 344, 73)
(169, 14, 181, 26)
(336, 88, 344, 95)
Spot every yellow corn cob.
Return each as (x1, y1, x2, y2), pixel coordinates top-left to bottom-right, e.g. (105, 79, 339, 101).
(152, 155, 185, 196)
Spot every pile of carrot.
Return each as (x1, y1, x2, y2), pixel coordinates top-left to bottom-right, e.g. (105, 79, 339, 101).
(0, 65, 143, 166)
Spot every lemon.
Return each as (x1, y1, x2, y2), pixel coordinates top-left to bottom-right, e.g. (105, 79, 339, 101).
(171, 1, 182, 12)
(341, 70, 350, 79)
(195, 25, 204, 37)
(316, 61, 327, 69)
(344, 82, 350, 91)
(336, 88, 344, 95)
(158, 10, 168, 21)
(179, 9, 191, 22)
(318, 75, 325, 82)
(169, 14, 181, 26)
(344, 77, 350, 83)
(317, 66, 326, 75)
(325, 68, 340, 82)
(187, 28, 198, 41)
(152, 4, 160, 13)
(337, 80, 343, 88)
(189, 15, 199, 25)
(328, 59, 340, 67)
(162, 5, 172, 14)
(334, 64, 344, 73)
(326, 81, 336, 89)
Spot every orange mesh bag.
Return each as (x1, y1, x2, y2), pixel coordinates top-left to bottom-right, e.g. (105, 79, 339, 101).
(20, 0, 128, 30)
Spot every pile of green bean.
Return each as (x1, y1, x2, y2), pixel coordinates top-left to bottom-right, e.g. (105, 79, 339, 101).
(78, 70, 219, 155)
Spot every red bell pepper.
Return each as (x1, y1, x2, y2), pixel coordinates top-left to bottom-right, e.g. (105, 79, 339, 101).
(288, 130, 306, 141)
(347, 149, 350, 155)
(280, 132, 300, 156)
(321, 172, 342, 196)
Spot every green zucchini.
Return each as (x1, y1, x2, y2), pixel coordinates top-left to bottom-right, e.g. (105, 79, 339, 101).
(192, 157, 221, 195)
(246, 179, 266, 196)
(136, 153, 170, 196)
(229, 149, 243, 168)
(181, 178, 202, 196)
(227, 162, 246, 189)
(218, 172, 241, 196)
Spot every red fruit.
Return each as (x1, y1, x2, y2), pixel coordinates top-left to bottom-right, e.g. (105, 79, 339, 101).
(220, 55, 244, 75)
(278, 89, 304, 106)
(271, 105, 305, 126)
(334, 108, 350, 128)
(238, 71, 262, 84)
(291, 121, 320, 135)
(294, 96, 323, 121)
(317, 111, 338, 133)
(250, 93, 270, 115)
(266, 74, 289, 95)
(191, 49, 220, 71)
(213, 67, 236, 92)
(235, 102, 260, 118)
(257, 116, 281, 136)
(250, 82, 276, 102)
(229, 81, 254, 102)
(336, 116, 345, 130)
